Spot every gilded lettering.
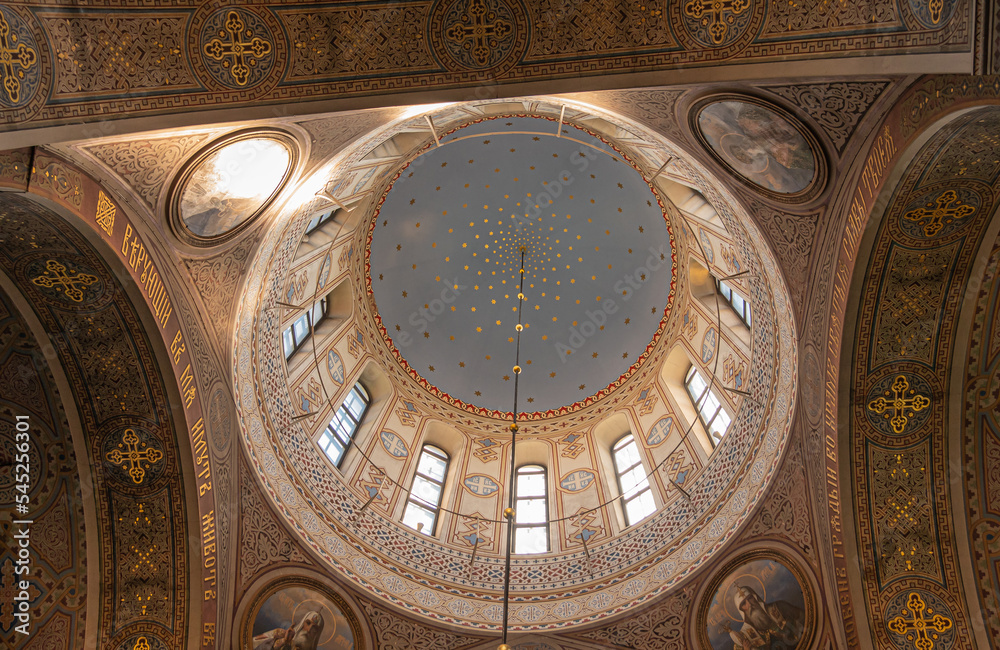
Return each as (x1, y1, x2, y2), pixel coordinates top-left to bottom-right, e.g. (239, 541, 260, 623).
(180, 364, 197, 409)
(121, 223, 133, 256)
(203, 623, 216, 647)
(171, 330, 185, 365)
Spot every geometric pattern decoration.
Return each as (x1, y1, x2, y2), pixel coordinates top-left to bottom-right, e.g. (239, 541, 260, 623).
(0, 286, 87, 649)
(95, 190, 116, 237)
(0, 1, 970, 133)
(961, 232, 1000, 642)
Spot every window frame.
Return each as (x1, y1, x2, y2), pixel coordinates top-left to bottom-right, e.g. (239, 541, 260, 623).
(402, 444, 450, 536)
(715, 277, 751, 326)
(684, 365, 732, 446)
(513, 464, 550, 554)
(317, 381, 370, 468)
(304, 209, 336, 234)
(611, 434, 655, 527)
(282, 295, 329, 360)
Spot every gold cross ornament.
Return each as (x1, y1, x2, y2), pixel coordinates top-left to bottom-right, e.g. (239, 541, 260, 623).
(445, 0, 513, 68)
(684, 0, 750, 46)
(203, 11, 272, 86)
(31, 260, 99, 302)
(867, 375, 930, 434)
(0, 12, 37, 104)
(106, 429, 163, 484)
(903, 189, 975, 237)
(886, 592, 952, 649)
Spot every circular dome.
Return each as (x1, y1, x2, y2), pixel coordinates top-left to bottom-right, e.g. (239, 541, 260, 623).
(367, 115, 676, 416)
(233, 98, 798, 631)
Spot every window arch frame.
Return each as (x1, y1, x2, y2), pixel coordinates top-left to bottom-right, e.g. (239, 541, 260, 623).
(512, 463, 550, 554)
(611, 433, 656, 527)
(402, 444, 450, 536)
(684, 365, 732, 446)
(715, 277, 751, 327)
(317, 380, 370, 468)
(282, 295, 329, 360)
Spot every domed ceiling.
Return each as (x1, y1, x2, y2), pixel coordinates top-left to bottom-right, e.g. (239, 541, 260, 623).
(367, 115, 676, 416)
(233, 98, 798, 631)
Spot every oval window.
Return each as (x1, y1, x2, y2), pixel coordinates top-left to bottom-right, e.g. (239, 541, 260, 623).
(175, 134, 293, 242)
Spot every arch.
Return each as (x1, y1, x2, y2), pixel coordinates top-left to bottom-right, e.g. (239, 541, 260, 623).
(830, 98, 1000, 648)
(0, 188, 207, 647)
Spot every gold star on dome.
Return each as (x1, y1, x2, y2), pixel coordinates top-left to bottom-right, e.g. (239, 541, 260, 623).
(527, 397, 534, 403)
(592, 352, 598, 358)
(503, 375, 510, 381)
(623, 352, 628, 359)
(625, 318, 630, 324)
(483, 139, 491, 144)
(459, 362, 465, 367)
(550, 372, 556, 378)
(532, 136, 539, 141)
(638, 226, 644, 233)
(401, 291, 407, 297)
(617, 182, 623, 188)
(423, 332, 430, 338)
(579, 384, 586, 390)
(409, 198, 415, 205)
(441, 162, 447, 167)
(429, 365, 435, 371)
(652, 307, 657, 313)
(475, 390, 481, 396)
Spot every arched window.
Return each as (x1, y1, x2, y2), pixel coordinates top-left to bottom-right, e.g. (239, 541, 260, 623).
(304, 209, 336, 234)
(684, 365, 732, 445)
(513, 465, 549, 554)
(612, 434, 656, 527)
(715, 277, 751, 326)
(402, 445, 449, 535)
(317, 381, 369, 467)
(282, 296, 328, 359)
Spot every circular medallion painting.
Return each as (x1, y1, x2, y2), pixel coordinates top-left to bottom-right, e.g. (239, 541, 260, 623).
(702, 552, 814, 649)
(249, 584, 358, 649)
(366, 114, 677, 417)
(174, 132, 293, 243)
(696, 98, 819, 198)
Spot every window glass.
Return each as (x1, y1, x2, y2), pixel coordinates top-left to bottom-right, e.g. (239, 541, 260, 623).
(684, 366, 732, 445)
(513, 465, 549, 554)
(612, 435, 655, 526)
(403, 445, 449, 536)
(318, 381, 370, 467)
(716, 278, 751, 326)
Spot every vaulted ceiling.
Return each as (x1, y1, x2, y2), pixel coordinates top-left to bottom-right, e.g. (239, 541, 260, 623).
(0, 1, 999, 649)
